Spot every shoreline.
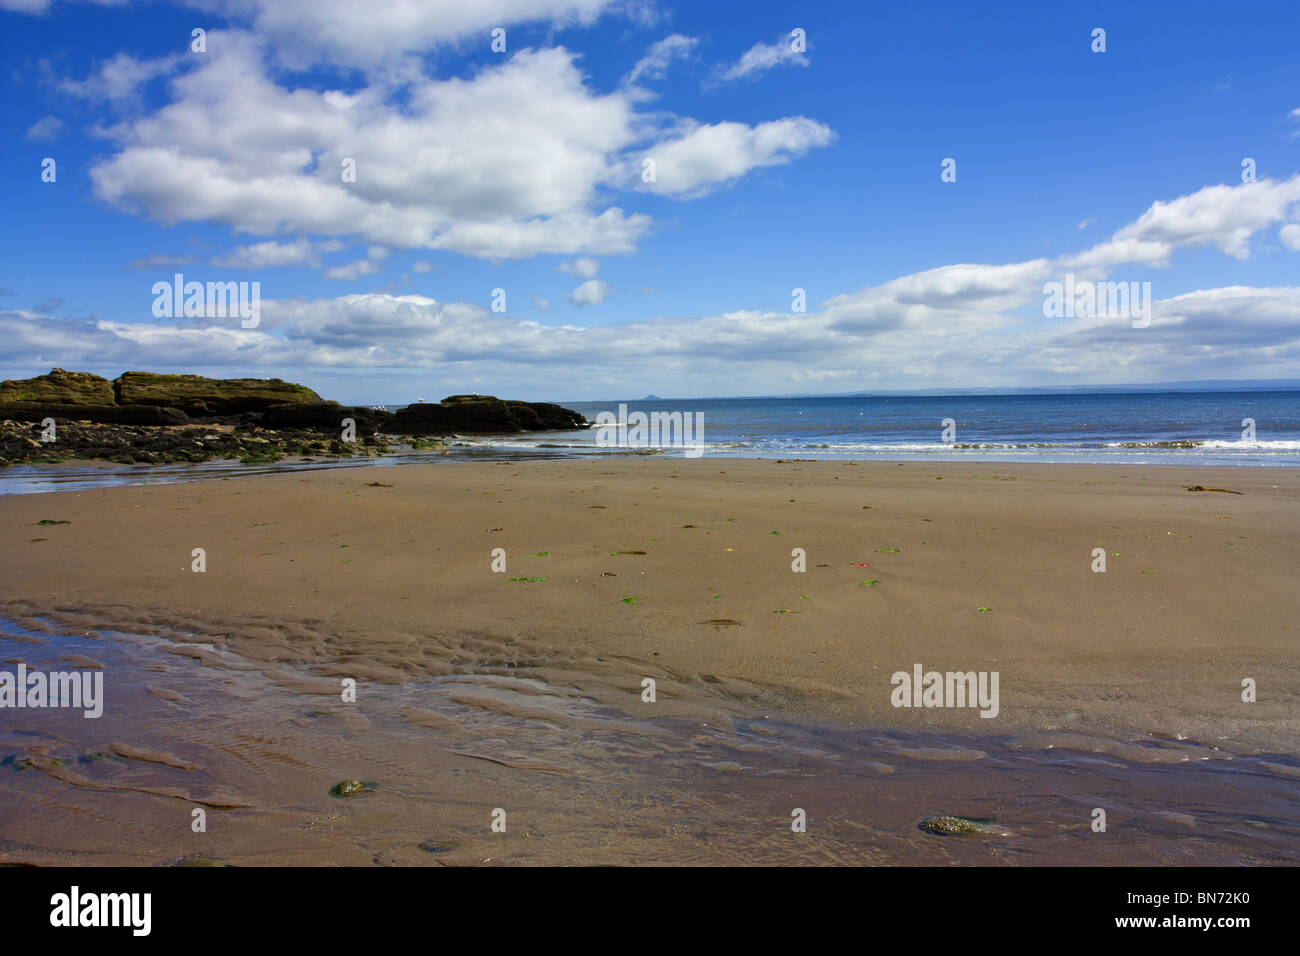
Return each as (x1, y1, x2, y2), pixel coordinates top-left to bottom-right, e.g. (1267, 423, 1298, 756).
(3, 457, 1296, 742)
(2, 446, 1298, 499)
(2, 606, 1296, 866)
(3, 457, 1297, 864)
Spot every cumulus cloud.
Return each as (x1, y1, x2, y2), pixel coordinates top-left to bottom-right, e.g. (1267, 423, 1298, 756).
(60, 51, 180, 103)
(715, 34, 808, 83)
(9, 171, 1297, 396)
(87, 42, 640, 258)
(211, 238, 326, 269)
(79, 35, 831, 261)
(566, 278, 610, 306)
(188, 0, 622, 69)
(25, 115, 64, 141)
(1066, 176, 1300, 267)
(1281, 223, 1300, 251)
(639, 117, 834, 197)
(5, 278, 1297, 396)
(324, 246, 390, 280)
(559, 256, 600, 278)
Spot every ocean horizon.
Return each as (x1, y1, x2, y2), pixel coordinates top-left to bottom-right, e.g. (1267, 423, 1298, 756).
(410, 389, 1300, 467)
(5, 388, 1298, 497)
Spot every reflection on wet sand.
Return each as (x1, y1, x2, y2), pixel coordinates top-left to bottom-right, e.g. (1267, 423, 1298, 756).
(2, 611, 1296, 866)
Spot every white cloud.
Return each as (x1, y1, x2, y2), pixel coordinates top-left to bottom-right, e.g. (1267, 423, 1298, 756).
(639, 117, 835, 197)
(566, 278, 610, 306)
(15, 166, 1297, 395)
(715, 34, 808, 83)
(1066, 176, 1300, 267)
(60, 51, 180, 103)
(1280, 223, 1300, 251)
(531, 293, 553, 312)
(5, 279, 1297, 396)
(212, 238, 321, 268)
(81, 35, 833, 261)
(87, 41, 657, 259)
(426, 209, 647, 259)
(193, 0, 621, 69)
(625, 34, 696, 85)
(25, 115, 64, 141)
(412, 261, 435, 274)
(324, 246, 390, 280)
(559, 256, 600, 278)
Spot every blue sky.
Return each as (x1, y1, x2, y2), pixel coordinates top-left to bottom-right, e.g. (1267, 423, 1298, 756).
(2, 0, 1299, 403)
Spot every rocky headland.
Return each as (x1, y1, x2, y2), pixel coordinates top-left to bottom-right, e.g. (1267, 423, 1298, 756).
(0, 369, 588, 466)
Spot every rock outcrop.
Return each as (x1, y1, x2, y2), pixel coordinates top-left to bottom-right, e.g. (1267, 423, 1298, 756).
(0, 419, 390, 466)
(391, 394, 587, 435)
(0, 371, 586, 466)
(0, 369, 116, 405)
(0, 403, 190, 426)
(114, 372, 322, 417)
(262, 402, 393, 432)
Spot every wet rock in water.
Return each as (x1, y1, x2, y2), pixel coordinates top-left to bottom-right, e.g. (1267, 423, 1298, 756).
(919, 815, 985, 835)
(417, 840, 460, 854)
(329, 779, 376, 798)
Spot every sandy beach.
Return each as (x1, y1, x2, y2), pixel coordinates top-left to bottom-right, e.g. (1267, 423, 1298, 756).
(2, 458, 1298, 865)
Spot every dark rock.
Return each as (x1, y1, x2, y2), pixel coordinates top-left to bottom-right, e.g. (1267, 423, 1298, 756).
(262, 402, 393, 432)
(507, 400, 587, 430)
(0, 373, 583, 465)
(0, 403, 190, 425)
(0, 369, 116, 405)
(390, 394, 587, 436)
(114, 372, 323, 416)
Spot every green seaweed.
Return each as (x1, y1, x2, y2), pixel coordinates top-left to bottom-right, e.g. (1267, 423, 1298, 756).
(919, 815, 984, 835)
(329, 779, 377, 798)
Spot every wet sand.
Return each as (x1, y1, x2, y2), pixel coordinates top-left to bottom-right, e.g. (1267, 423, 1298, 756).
(1, 458, 1298, 864)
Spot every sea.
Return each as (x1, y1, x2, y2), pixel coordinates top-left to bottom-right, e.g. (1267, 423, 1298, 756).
(522, 390, 1300, 466)
(3, 390, 1298, 495)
